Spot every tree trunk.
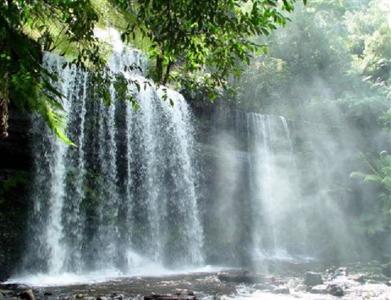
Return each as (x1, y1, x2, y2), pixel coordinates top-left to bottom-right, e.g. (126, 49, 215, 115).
(155, 55, 164, 84)
(0, 18, 9, 139)
(0, 71, 9, 139)
(162, 61, 173, 85)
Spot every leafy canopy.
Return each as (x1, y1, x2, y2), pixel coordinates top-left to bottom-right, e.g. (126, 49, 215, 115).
(115, 0, 306, 98)
(0, 0, 104, 144)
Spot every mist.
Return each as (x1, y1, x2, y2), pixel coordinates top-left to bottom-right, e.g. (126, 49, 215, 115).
(206, 0, 391, 266)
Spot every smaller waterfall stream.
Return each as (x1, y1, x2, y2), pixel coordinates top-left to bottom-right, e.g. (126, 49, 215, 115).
(246, 114, 301, 262)
(204, 109, 308, 268)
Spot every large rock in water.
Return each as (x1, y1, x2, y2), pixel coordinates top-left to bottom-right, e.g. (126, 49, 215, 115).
(381, 262, 391, 277)
(144, 291, 196, 300)
(327, 284, 344, 297)
(19, 289, 35, 300)
(304, 272, 323, 286)
(310, 284, 328, 294)
(217, 271, 264, 284)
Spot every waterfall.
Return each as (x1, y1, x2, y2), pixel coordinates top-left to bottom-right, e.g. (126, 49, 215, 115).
(14, 33, 362, 283)
(23, 47, 204, 276)
(204, 109, 306, 267)
(246, 114, 300, 261)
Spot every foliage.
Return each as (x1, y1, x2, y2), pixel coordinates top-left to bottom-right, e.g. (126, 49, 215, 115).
(345, 1, 391, 85)
(115, 0, 306, 98)
(234, 0, 390, 123)
(0, 0, 106, 143)
(0, 171, 29, 202)
(351, 153, 391, 235)
(351, 153, 391, 193)
(232, 0, 391, 244)
(0, 0, 306, 141)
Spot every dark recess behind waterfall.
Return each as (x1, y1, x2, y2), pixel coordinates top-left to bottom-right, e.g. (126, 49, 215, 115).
(0, 106, 32, 281)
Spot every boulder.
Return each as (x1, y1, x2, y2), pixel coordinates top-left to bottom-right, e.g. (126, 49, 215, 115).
(335, 267, 348, 277)
(175, 291, 194, 296)
(310, 284, 328, 294)
(351, 274, 365, 283)
(144, 292, 196, 300)
(294, 284, 307, 292)
(0, 284, 29, 291)
(272, 286, 289, 294)
(304, 272, 323, 286)
(381, 263, 391, 278)
(217, 271, 263, 284)
(327, 284, 344, 297)
(253, 283, 275, 291)
(19, 289, 35, 300)
(1, 289, 16, 298)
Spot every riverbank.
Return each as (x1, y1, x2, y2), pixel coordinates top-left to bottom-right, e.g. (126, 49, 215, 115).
(1, 262, 390, 300)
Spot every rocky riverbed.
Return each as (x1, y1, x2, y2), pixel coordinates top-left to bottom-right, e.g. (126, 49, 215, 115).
(1, 263, 390, 300)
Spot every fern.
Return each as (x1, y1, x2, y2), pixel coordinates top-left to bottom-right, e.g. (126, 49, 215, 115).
(352, 152, 391, 235)
(41, 101, 74, 146)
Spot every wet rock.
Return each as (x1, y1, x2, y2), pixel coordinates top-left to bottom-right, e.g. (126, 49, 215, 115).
(381, 262, 391, 277)
(45, 296, 59, 300)
(310, 284, 328, 294)
(1, 289, 16, 298)
(217, 271, 263, 284)
(19, 289, 35, 300)
(111, 294, 123, 300)
(0, 285, 30, 291)
(351, 274, 365, 283)
(366, 273, 389, 283)
(286, 279, 299, 289)
(253, 283, 275, 291)
(268, 276, 286, 286)
(348, 283, 389, 298)
(325, 267, 336, 275)
(304, 272, 323, 286)
(144, 292, 196, 300)
(294, 284, 307, 292)
(272, 286, 289, 294)
(327, 284, 344, 297)
(174, 291, 193, 296)
(335, 267, 348, 277)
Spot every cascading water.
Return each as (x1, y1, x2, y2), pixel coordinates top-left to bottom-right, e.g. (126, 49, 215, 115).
(246, 113, 302, 262)
(11, 32, 365, 286)
(22, 45, 204, 277)
(205, 108, 365, 268)
(204, 109, 310, 267)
